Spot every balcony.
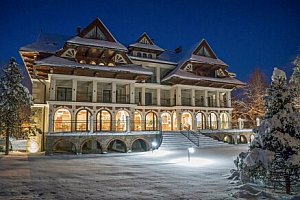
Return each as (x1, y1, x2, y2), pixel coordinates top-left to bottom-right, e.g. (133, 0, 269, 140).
(182, 97, 191, 106)
(97, 91, 112, 103)
(116, 94, 130, 104)
(161, 98, 171, 106)
(195, 97, 204, 107)
(76, 92, 92, 102)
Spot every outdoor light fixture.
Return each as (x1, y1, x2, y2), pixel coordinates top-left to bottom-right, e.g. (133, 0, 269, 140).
(152, 141, 157, 153)
(27, 140, 39, 153)
(187, 147, 195, 162)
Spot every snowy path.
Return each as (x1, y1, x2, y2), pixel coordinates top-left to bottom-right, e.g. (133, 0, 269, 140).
(0, 145, 249, 200)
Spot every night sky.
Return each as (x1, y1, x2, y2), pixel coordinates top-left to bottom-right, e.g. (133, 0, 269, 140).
(0, 0, 300, 82)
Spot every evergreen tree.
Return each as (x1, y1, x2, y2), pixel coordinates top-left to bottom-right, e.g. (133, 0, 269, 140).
(0, 58, 32, 155)
(235, 65, 300, 194)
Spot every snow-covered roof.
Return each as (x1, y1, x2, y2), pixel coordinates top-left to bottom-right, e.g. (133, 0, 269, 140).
(34, 56, 152, 75)
(190, 54, 227, 66)
(128, 32, 164, 52)
(19, 32, 71, 54)
(161, 69, 245, 85)
(66, 36, 128, 51)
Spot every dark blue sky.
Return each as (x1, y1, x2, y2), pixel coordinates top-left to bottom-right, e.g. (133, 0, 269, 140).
(1, 0, 299, 82)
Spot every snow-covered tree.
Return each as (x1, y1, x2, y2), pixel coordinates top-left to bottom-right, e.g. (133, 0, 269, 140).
(234, 64, 300, 194)
(0, 58, 32, 155)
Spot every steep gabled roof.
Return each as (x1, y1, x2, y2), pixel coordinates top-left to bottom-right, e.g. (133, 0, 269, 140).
(19, 32, 71, 54)
(128, 32, 164, 53)
(78, 18, 118, 42)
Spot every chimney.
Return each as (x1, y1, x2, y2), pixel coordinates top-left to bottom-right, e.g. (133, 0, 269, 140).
(77, 27, 81, 35)
(175, 46, 182, 53)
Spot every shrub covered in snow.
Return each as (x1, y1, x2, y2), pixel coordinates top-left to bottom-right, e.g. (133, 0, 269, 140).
(234, 59, 300, 194)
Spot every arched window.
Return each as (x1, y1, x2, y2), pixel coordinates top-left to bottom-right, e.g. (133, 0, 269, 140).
(96, 110, 111, 131)
(134, 111, 142, 131)
(54, 108, 71, 132)
(145, 112, 157, 130)
(116, 110, 129, 132)
(143, 53, 147, 58)
(79, 60, 86, 64)
(148, 54, 152, 59)
(137, 52, 141, 57)
(90, 61, 96, 65)
(161, 112, 171, 131)
(76, 109, 92, 131)
(181, 112, 192, 130)
(208, 112, 218, 130)
(220, 112, 229, 129)
(196, 112, 206, 130)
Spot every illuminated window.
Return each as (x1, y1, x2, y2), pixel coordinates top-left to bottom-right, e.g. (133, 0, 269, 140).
(161, 112, 171, 131)
(181, 112, 192, 130)
(54, 108, 71, 132)
(80, 60, 86, 64)
(76, 109, 92, 131)
(196, 112, 206, 130)
(90, 61, 96, 65)
(96, 110, 111, 131)
(116, 110, 129, 132)
(108, 62, 115, 67)
(99, 62, 105, 66)
(145, 112, 157, 131)
(220, 112, 229, 129)
(172, 112, 177, 131)
(134, 111, 142, 131)
(208, 112, 218, 130)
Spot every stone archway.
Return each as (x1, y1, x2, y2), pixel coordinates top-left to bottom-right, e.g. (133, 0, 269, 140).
(238, 135, 248, 144)
(131, 139, 149, 152)
(54, 108, 71, 132)
(181, 112, 192, 130)
(53, 140, 76, 154)
(161, 112, 172, 131)
(81, 139, 102, 154)
(108, 139, 127, 153)
(223, 135, 234, 144)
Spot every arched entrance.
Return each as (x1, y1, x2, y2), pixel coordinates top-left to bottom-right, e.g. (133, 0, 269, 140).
(220, 112, 229, 129)
(131, 139, 148, 152)
(96, 110, 111, 131)
(53, 140, 76, 154)
(116, 110, 129, 132)
(81, 140, 102, 154)
(108, 139, 126, 153)
(134, 111, 142, 131)
(208, 112, 218, 130)
(196, 112, 206, 130)
(145, 112, 157, 130)
(54, 108, 71, 132)
(161, 112, 171, 131)
(181, 112, 192, 130)
(76, 109, 92, 131)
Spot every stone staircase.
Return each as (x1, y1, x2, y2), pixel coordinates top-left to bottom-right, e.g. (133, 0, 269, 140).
(159, 131, 231, 150)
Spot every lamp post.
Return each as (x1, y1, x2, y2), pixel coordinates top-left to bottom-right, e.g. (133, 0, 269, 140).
(152, 141, 157, 153)
(187, 147, 195, 162)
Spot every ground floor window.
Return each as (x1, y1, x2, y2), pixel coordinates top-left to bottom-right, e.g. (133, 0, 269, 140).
(54, 108, 71, 132)
(161, 112, 172, 131)
(196, 112, 206, 130)
(181, 112, 192, 130)
(208, 112, 218, 130)
(76, 109, 91, 131)
(145, 112, 157, 130)
(134, 111, 142, 131)
(116, 110, 129, 131)
(96, 110, 111, 131)
(220, 112, 229, 129)
(172, 112, 177, 131)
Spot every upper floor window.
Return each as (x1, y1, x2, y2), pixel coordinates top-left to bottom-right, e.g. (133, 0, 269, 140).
(90, 61, 96, 65)
(143, 53, 147, 58)
(80, 60, 86, 64)
(148, 54, 152, 59)
(137, 52, 141, 57)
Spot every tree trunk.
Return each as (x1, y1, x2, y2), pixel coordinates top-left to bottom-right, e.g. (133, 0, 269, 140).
(5, 125, 10, 155)
(285, 173, 291, 194)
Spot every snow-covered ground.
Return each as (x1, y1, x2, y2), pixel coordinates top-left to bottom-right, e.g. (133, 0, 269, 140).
(0, 145, 298, 200)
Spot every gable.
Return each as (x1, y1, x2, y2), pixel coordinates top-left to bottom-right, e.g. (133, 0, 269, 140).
(78, 18, 116, 42)
(137, 33, 154, 45)
(193, 39, 217, 59)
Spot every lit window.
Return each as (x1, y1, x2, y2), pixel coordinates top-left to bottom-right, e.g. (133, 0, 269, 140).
(108, 62, 115, 67)
(90, 61, 96, 65)
(54, 108, 71, 132)
(99, 62, 105, 66)
(80, 60, 86, 64)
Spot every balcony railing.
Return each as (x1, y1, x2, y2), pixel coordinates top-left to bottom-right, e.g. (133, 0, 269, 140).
(97, 92, 112, 103)
(161, 98, 171, 106)
(207, 98, 217, 107)
(182, 97, 191, 106)
(116, 94, 130, 104)
(195, 97, 204, 107)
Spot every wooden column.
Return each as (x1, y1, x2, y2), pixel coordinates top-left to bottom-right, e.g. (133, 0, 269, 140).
(141, 87, 145, 106)
(50, 79, 56, 101)
(176, 87, 181, 106)
(72, 79, 77, 102)
(92, 80, 97, 103)
(112, 82, 116, 103)
(157, 88, 161, 106)
(191, 89, 195, 106)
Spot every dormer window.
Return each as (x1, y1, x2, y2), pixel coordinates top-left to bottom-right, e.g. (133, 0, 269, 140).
(184, 64, 193, 72)
(90, 61, 96, 65)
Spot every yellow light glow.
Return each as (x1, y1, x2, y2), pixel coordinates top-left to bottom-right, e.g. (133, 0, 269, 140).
(171, 157, 215, 167)
(27, 140, 39, 153)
